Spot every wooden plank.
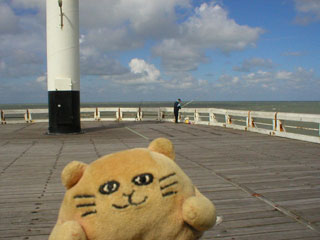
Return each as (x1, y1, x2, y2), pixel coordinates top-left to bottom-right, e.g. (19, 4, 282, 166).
(0, 121, 320, 239)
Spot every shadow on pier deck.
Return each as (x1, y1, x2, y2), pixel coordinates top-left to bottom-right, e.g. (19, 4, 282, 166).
(0, 121, 320, 239)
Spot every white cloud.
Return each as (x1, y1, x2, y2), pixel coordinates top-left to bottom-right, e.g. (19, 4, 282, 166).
(0, 3, 20, 34)
(79, 0, 189, 53)
(233, 58, 274, 72)
(11, 0, 44, 8)
(81, 27, 143, 53)
(36, 75, 46, 83)
(102, 58, 206, 92)
(0, 1, 45, 78)
(0, 31, 45, 77)
(0, 60, 6, 71)
(129, 58, 160, 82)
(183, 3, 263, 51)
(80, 53, 128, 76)
(35, 74, 47, 89)
(294, 0, 320, 24)
(104, 58, 162, 85)
(153, 3, 263, 73)
(275, 71, 292, 80)
(2, 0, 318, 102)
(294, 0, 320, 16)
(162, 73, 205, 90)
(282, 51, 303, 56)
(0, 1, 263, 81)
(11, 0, 46, 20)
(153, 39, 207, 72)
(215, 67, 319, 93)
(80, 0, 189, 33)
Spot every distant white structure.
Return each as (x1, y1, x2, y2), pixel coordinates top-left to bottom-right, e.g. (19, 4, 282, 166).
(46, 0, 81, 133)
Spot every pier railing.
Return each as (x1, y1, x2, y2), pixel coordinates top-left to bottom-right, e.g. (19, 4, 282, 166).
(1, 107, 319, 144)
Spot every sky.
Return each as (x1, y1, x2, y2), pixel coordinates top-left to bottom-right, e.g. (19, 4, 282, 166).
(0, 0, 320, 104)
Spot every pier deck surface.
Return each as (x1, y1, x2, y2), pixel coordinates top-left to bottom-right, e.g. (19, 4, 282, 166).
(0, 121, 319, 240)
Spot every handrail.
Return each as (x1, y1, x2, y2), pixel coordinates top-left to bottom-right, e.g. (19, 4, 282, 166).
(1, 107, 319, 143)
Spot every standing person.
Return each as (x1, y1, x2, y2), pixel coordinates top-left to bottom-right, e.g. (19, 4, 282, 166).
(174, 99, 182, 123)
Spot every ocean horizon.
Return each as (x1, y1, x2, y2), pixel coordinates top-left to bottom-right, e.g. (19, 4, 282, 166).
(1, 101, 319, 114)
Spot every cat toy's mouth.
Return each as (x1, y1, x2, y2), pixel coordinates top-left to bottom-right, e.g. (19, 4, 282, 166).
(112, 191, 148, 209)
(112, 203, 129, 209)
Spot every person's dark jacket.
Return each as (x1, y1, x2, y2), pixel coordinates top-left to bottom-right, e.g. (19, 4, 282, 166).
(174, 101, 181, 113)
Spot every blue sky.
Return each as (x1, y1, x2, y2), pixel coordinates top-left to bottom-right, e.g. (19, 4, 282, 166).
(0, 0, 319, 104)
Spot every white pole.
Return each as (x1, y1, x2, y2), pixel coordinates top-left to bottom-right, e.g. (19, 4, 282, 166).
(46, 0, 81, 133)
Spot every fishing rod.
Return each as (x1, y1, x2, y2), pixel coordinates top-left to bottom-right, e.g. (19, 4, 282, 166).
(180, 100, 194, 123)
(181, 100, 194, 108)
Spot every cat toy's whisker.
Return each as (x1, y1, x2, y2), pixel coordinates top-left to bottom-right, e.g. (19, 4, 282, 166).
(74, 194, 96, 199)
(162, 191, 177, 197)
(76, 203, 96, 208)
(81, 210, 97, 217)
(159, 173, 176, 182)
(160, 181, 178, 190)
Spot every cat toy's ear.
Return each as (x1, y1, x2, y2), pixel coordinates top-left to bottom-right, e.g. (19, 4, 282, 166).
(148, 138, 175, 161)
(61, 161, 88, 189)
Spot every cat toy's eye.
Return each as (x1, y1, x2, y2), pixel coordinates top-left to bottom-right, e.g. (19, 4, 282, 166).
(132, 173, 154, 186)
(99, 181, 120, 195)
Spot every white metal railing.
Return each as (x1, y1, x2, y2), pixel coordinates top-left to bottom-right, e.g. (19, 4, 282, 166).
(1, 107, 319, 144)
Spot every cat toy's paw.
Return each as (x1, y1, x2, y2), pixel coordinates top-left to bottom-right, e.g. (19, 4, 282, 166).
(49, 221, 87, 240)
(182, 190, 216, 231)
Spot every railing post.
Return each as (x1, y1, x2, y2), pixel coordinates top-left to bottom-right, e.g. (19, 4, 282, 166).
(24, 109, 32, 123)
(209, 111, 218, 125)
(24, 110, 28, 122)
(94, 107, 100, 121)
(28, 110, 32, 123)
(225, 113, 232, 125)
(247, 111, 255, 128)
(158, 108, 164, 121)
(136, 107, 142, 121)
(1, 110, 6, 124)
(273, 113, 277, 131)
(194, 109, 199, 124)
(161, 111, 165, 120)
(277, 119, 285, 132)
(116, 108, 122, 121)
(275, 112, 285, 132)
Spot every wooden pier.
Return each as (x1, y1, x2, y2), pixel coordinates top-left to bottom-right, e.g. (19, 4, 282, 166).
(0, 121, 319, 239)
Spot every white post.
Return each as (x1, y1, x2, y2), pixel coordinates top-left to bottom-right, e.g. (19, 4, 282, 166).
(24, 109, 28, 122)
(272, 112, 277, 131)
(94, 107, 100, 120)
(0, 110, 5, 124)
(47, 0, 81, 133)
(247, 111, 255, 128)
(116, 108, 123, 121)
(277, 119, 285, 132)
(225, 113, 232, 125)
(209, 111, 218, 125)
(194, 110, 199, 124)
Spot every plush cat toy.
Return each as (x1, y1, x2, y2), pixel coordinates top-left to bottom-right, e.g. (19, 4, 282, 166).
(49, 138, 217, 240)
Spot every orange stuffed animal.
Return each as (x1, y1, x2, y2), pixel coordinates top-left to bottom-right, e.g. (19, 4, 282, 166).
(49, 138, 217, 240)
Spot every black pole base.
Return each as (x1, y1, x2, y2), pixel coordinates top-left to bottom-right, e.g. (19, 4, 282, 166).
(48, 91, 81, 134)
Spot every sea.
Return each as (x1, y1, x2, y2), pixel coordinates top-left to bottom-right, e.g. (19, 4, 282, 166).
(0, 101, 319, 114)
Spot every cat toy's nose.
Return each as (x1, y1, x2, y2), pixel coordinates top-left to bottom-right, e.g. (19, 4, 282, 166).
(123, 190, 135, 197)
